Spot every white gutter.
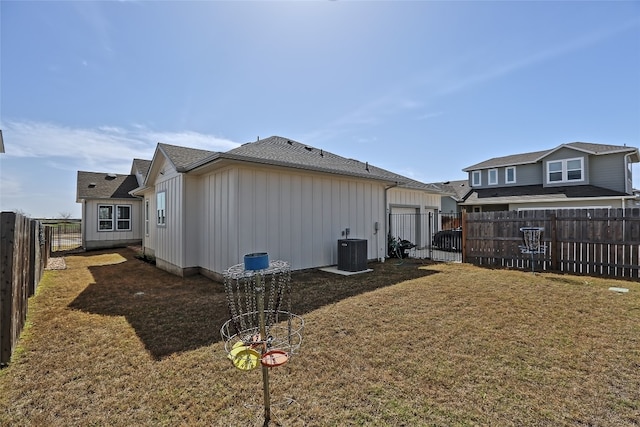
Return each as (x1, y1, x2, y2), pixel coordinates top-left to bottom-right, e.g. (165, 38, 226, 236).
(129, 185, 152, 197)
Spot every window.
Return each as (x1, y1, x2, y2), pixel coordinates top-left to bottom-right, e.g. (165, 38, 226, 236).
(547, 158, 584, 183)
(505, 166, 516, 184)
(98, 205, 114, 231)
(471, 170, 481, 186)
(488, 169, 498, 185)
(145, 199, 150, 236)
(98, 204, 131, 231)
(567, 159, 582, 180)
(117, 205, 131, 231)
(157, 191, 166, 226)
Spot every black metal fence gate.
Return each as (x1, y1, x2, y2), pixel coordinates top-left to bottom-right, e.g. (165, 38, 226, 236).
(388, 211, 462, 262)
(40, 220, 82, 253)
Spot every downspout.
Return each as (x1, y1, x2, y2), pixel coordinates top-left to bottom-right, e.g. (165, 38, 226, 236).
(624, 152, 633, 195)
(383, 182, 399, 261)
(623, 152, 638, 209)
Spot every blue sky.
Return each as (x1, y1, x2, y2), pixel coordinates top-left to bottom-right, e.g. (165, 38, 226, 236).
(1, 1, 639, 218)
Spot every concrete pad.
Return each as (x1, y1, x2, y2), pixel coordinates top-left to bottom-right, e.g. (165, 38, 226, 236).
(319, 266, 373, 276)
(608, 287, 629, 293)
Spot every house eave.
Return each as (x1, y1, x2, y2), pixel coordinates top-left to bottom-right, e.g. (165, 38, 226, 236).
(459, 194, 636, 206)
(537, 143, 640, 162)
(462, 159, 538, 172)
(130, 185, 153, 197)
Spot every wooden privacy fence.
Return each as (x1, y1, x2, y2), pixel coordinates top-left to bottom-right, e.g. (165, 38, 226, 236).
(463, 208, 640, 280)
(1, 212, 51, 367)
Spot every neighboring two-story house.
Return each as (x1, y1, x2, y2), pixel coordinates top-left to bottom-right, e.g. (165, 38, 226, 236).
(458, 142, 640, 212)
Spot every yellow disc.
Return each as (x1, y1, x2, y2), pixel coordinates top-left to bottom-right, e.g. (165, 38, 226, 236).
(228, 346, 260, 371)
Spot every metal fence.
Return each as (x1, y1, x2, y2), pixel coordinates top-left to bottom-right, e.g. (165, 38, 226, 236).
(388, 211, 463, 262)
(41, 220, 82, 252)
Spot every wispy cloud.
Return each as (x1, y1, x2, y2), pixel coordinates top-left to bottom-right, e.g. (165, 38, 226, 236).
(437, 17, 640, 96)
(305, 93, 424, 143)
(1, 119, 240, 172)
(73, 1, 115, 57)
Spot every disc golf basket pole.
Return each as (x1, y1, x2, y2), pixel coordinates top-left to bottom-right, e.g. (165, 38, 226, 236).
(221, 253, 304, 426)
(255, 273, 271, 422)
(519, 227, 545, 273)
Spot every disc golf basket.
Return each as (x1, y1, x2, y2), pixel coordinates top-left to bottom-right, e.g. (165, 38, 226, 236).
(519, 227, 546, 273)
(220, 253, 304, 425)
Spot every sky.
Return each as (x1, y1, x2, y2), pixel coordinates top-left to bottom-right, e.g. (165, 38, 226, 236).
(1, 1, 639, 219)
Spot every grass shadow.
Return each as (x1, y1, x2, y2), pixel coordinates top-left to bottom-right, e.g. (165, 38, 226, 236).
(68, 248, 436, 360)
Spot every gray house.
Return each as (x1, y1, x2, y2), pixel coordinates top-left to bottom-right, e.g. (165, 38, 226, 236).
(459, 142, 640, 212)
(78, 136, 446, 277)
(76, 159, 151, 250)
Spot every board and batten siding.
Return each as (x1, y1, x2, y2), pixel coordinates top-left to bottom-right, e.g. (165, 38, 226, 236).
(141, 190, 156, 257)
(81, 198, 142, 249)
(198, 166, 388, 274)
(153, 165, 187, 275)
(388, 188, 441, 248)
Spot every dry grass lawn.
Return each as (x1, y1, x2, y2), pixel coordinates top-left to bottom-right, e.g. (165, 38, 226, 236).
(1, 248, 639, 426)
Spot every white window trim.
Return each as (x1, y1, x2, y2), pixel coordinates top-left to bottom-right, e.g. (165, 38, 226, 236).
(488, 168, 498, 185)
(157, 191, 166, 227)
(471, 170, 481, 186)
(97, 204, 132, 232)
(546, 157, 584, 184)
(144, 199, 150, 236)
(505, 166, 516, 184)
(116, 205, 132, 231)
(98, 204, 114, 232)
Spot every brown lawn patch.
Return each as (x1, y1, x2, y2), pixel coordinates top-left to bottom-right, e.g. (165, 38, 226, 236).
(1, 248, 638, 426)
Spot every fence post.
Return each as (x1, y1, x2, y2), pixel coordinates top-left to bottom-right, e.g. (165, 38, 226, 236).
(549, 212, 558, 271)
(461, 210, 467, 262)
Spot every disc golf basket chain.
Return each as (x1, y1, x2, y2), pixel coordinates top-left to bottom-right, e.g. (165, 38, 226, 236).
(519, 227, 546, 273)
(221, 256, 304, 425)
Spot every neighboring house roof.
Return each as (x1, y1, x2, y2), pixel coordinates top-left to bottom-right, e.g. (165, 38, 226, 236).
(154, 136, 445, 193)
(459, 184, 629, 206)
(430, 179, 472, 201)
(76, 171, 140, 202)
(463, 142, 640, 171)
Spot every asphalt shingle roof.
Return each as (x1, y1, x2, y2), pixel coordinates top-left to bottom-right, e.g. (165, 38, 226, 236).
(131, 158, 152, 179)
(430, 179, 472, 200)
(157, 143, 216, 171)
(463, 142, 638, 171)
(159, 136, 443, 192)
(460, 184, 628, 205)
(76, 171, 140, 201)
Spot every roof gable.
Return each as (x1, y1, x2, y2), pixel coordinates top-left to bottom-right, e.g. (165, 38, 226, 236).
(131, 158, 151, 177)
(158, 143, 216, 171)
(540, 142, 640, 160)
